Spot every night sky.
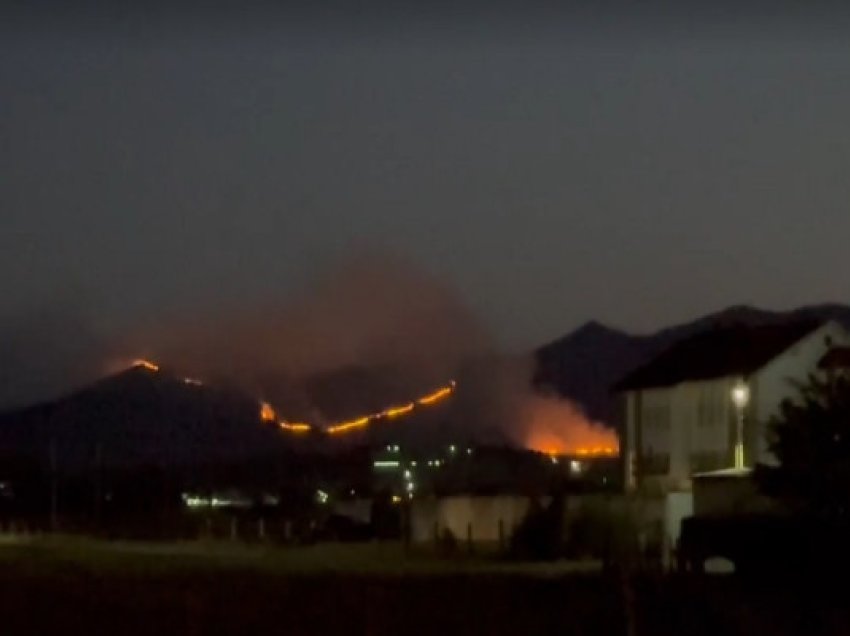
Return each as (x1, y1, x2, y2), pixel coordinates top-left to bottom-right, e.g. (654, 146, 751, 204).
(3, 2, 850, 354)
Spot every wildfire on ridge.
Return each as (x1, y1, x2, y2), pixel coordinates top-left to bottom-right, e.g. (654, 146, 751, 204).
(381, 403, 415, 419)
(259, 401, 277, 424)
(278, 421, 312, 433)
(326, 416, 371, 435)
(262, 379, 458, 436)
(132, 359, 160, 372)
(123, 356, 456, 438)
(416, 382, 455, 406)
(323, 380, 456, 434)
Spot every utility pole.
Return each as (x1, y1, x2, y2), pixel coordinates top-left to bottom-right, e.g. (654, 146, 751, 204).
(49, 438, 57, 533)
(93, 442, 103, 532)
(731, 381, 750, 470)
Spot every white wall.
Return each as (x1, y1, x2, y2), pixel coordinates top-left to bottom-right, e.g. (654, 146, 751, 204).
(752, 322, 850, 464)
(690, 377, 734, 456)
(410, 496, 547, 544)
(633, 379, 733, 488)
(639, 387, 673, 457)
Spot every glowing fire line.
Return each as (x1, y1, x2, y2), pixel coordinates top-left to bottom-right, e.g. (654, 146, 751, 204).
(132, 359, 160, 372)
(261, 380, 457, 436)
(125, 358, 455, 437)
(123, 359, 616, 456)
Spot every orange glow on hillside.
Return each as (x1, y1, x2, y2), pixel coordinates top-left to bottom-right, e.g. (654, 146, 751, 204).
(417, 384, 454, 406)
(119, 357, 456, 439)
(132, 359, 160, 372)
(521, 396, 619, 458)
(259, 401, 277, 423)
(527, 428, 619, 458)
(324, 380, 455, 435)
(381, 403, 415, 419)
(327, 416, 371, 435)
(279, 421, 312, 433)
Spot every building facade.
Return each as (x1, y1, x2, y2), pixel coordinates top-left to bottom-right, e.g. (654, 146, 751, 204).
(618, 321, 849, 492)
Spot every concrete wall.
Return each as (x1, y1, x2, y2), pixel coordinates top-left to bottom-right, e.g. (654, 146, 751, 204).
(410, 496, 545, 544)
(331, 499, 372, 525)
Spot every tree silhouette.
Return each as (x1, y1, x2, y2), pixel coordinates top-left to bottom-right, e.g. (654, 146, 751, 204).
(757, 373, 850, 516)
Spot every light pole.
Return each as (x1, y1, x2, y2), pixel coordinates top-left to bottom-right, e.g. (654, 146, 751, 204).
(731, 380, 750, 469)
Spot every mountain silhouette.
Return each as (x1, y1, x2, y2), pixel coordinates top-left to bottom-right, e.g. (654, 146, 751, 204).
(2, 303, 849, 466)
(534, 303, 850, 423)
(0, 364, 292, 468)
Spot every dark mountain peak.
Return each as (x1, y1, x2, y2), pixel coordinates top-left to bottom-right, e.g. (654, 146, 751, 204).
(709, 304, 772, 324)
(542, 319, 632, 352)
(574, 320, 619, 337)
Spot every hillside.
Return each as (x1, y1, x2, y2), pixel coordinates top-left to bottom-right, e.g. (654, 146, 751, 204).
(0, 365, 292, 467)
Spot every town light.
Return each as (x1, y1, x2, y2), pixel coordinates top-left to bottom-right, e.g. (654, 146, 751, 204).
(373, 460, 400, 469)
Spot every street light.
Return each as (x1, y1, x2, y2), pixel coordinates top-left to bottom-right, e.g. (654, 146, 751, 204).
(731, 380, 750, 469)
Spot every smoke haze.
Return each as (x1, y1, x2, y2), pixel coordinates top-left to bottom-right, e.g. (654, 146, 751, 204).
(455, 354, 618, 452)
(0, 251, 617, 450)
(127, 251, 491, 409)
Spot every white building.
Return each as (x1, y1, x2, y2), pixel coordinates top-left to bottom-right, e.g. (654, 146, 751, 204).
(616, 321, 849, 493)
(410, 495, 545, 545)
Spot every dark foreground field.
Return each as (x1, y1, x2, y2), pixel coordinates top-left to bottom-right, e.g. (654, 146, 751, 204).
(0, 538, 845, 635)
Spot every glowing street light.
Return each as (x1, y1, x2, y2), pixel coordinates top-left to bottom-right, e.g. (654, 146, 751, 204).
(731, 380, 750, 469)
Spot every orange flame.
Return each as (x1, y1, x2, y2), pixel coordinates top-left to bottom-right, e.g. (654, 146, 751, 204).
(327, 416, 371, 435)
(132, 359, 160, 372)
(120, 357, 456, 439)
(522, 395, 619, 458)
(381, 403, 415, 419)
(417, 385, 454, 406)
(259, 401, 277, 423)
(279, 421, 312, 433)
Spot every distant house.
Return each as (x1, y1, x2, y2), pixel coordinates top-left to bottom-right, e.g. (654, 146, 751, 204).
(615, 321, 849, 492)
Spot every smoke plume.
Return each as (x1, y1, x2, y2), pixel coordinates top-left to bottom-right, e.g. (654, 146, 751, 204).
(1, 250, 618, 452)
(127, 251, 491, 415)
(455, 354, 618, 453)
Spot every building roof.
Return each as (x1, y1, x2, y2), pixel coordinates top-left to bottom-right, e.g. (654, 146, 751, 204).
(819, 346, 850, 370)
(615, 321, 824, 391)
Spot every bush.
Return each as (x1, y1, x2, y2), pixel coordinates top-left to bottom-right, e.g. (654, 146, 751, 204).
(509, 497, 563, 561)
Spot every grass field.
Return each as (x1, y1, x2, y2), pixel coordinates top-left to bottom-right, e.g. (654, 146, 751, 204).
(0, 536, 846, 635)
(0, 537, 618, 635)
